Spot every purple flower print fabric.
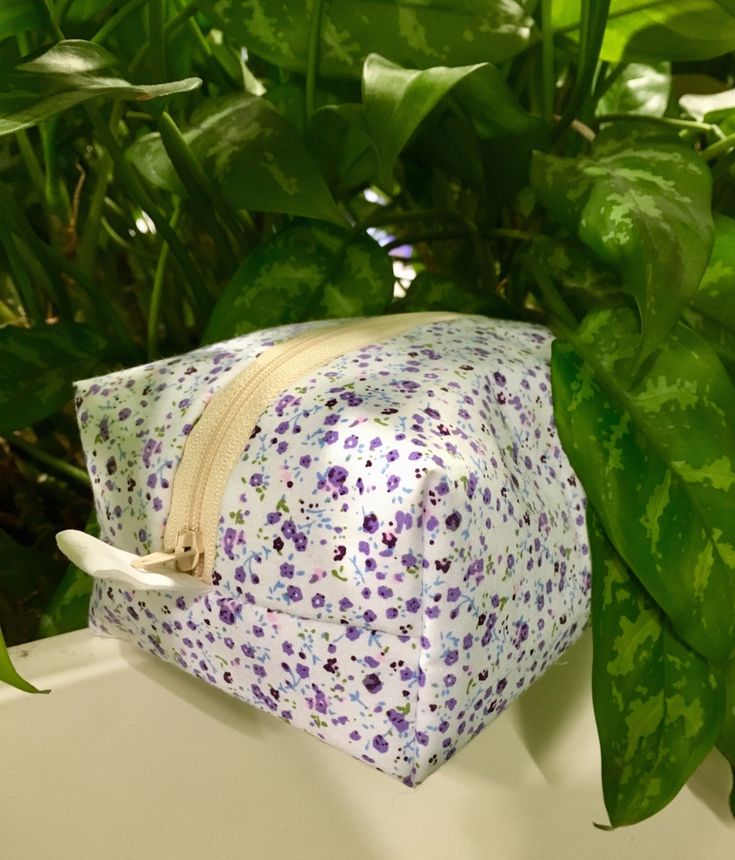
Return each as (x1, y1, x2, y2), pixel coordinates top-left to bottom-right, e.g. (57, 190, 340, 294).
(76, 315, 590, 785)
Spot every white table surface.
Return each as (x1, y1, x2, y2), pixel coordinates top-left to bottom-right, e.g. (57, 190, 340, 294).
(2, 628, 733, 859)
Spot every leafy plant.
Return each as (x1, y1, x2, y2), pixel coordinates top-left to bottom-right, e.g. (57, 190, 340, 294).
(3, 0, 735, 828)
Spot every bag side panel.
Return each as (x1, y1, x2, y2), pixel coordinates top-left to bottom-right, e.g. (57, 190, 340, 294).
(88, 580, 422, 782)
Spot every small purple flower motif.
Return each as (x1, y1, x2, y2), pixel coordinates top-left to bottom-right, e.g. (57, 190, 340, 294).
(363, 673, 382, 694)
(372, 735, 389, 754)
(362, 513, 379, 534)
(311, 593, 325, 609)
(445, 511, 462, 531)
(296, 663, 310, 679)
(286, 585, 303, 602)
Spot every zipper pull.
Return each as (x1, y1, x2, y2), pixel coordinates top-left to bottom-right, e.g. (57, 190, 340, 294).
(131, 529, 203, 573)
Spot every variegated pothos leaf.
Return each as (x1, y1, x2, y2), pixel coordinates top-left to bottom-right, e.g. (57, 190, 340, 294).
(128, 94, 343, 224)
(203, 223, 393, 343)
(551, 308, 735, 663)
(200, 0, 537, 78)
(532, 132, 713, 361)
(588, 510, 723, 826)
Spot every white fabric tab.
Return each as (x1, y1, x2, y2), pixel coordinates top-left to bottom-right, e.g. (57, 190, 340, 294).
(56, 530, 211, 593)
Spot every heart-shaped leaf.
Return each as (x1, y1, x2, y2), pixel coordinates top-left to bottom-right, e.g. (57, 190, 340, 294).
(399, 272, 510, 316)
(203, 222, 394, 343)
(552, 308, 735, 663)
(363, 54, 546, 193)
(0, 40, 201, 136)
(128, 94, 344, 224)
(532, 132, 713, 361)
(597, 62, 672, 117)
(0, 321, 110, 434)
(588, 510, 724, 826)
(199, 0, 537, 78)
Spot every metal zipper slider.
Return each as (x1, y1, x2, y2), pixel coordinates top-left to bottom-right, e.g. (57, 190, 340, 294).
(131, 529, 203, 573)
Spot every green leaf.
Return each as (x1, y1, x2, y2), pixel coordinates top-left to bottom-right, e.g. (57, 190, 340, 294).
(597, 63, 672, 117)
(200, 0, 537, 79)
(399, 272, 510, 316)
(203, 223, 394, 343)
(0, 40, 201, 137)
(363, 54, 483, 190)
(717, 659, 735, 766)
(682, 213, 735, 377)
(588, 510, 723, 826)
(554, 0, 735, 63)
(552, 308, 735, 663)
(306, 103, 377, 195)
(0, 321, 109, 434)
(532, 133, 713, 360)
(128, 94, 344, 224)
(0, 0, 53, 42)
(363, 54, 547, 194)
(0, 624, 47, 694)
(37, 564, 93, 639)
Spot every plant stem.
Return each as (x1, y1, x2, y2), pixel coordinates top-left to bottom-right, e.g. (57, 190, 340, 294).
(15, 130, 45, 199)
(598, 113, 718, 134)
(129, 0, 201, 74)
(0, 178, 70, 316)
(702, 133, 735, 162)
(148, 0, 167, 81)
(0, 234, 44, 323)
(79, 100, 124, 277)
(541, 0, 554, 121)
(91, 0, 148, 44)
(147, 200, 181, 359)
(305, 0, 327, 121)
(87, 105, 211, 318)
(528, 258, 578, 333)
(8, 435, 90, 488)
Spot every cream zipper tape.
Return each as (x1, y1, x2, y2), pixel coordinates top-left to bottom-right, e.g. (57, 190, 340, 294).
(137, 311, 460, 584)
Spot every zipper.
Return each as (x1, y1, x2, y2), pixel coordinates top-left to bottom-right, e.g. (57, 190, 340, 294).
(133, 312, 459, 583)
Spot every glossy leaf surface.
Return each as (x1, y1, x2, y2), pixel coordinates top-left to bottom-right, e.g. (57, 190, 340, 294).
(0, 40, 200, 136)
(0, 322, 109, 434)
(129, 94, 344, 224)
(203, 223, 393, 342)
(200, 0, 537, 78)
(551, 308, 735, 662)
(554, 0, 735, 63)
(532, 132, 713, 360)
(589, 511, 724, 826)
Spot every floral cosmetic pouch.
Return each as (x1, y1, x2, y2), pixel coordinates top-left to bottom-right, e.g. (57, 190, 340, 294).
(57, 311, 590, 786)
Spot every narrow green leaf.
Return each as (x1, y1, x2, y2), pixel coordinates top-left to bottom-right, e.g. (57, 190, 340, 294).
(199, 0, 537, 79)
(0, 625, 48, 694)
(0, 0, 53, 42)
(551, 308, 735, 663)
(556, 0, 610, 137)
(588, 510, 723, 826)
(532, 132, 713, 360)
(0, 40, 201, 137)
(203, 223, 393, 343)
(129, 94, 344, 224)
(554, 0, 735, 63)
(0, 321, 110, 434)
